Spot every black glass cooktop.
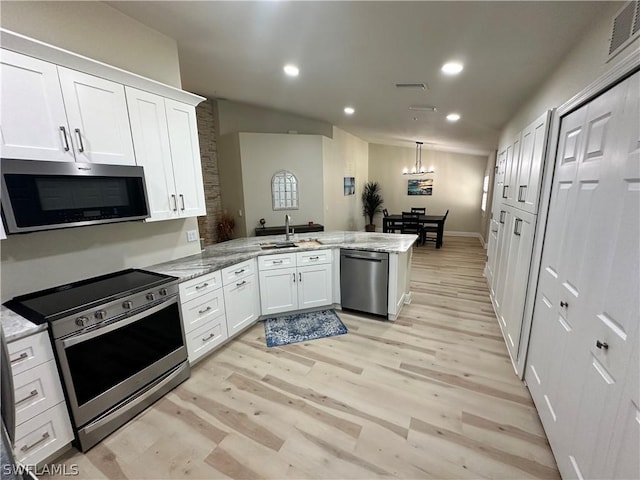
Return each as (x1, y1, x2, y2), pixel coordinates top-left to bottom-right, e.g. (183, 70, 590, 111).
(5, 269, 175, 324)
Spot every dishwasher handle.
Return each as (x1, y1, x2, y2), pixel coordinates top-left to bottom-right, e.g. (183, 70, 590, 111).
(343, 255, 383, 262)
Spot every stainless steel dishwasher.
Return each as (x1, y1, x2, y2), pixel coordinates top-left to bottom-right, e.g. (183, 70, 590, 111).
(340, 249, 389, 317)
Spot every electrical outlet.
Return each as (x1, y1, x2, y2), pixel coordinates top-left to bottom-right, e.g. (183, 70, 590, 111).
(238, 209, 243, 217)
(186, 230, 198, 242)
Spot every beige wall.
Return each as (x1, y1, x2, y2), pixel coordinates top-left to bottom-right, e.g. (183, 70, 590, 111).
(500, 2, 637, 145)
(238, 133, 325, 236)
(217, 133, 247, 238)
(0, 1, 202, 300)
(322, 127, 369, 231)
(368, 144, 487, 235)
(0, 1, 182, 88)
(217, 99, 333, 138)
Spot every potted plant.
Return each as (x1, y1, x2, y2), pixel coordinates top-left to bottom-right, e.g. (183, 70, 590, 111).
(217, 212, 235, 242)
(361, 181, 384, 232)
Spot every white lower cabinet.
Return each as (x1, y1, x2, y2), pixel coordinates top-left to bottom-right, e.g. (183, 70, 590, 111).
(259, 250, 333, 316)
(179, 271, 228, 364)
(8, 331, 73, 465)
(222, 259, 260, 336)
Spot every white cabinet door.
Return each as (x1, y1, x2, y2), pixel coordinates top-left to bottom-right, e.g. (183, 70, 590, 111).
(58, 67, 135, 165)
(259, 267, 298, 316)
(516, 111, 551, 213)
(0, 50, 74, 161)
(126, 87, 178, 221)
(165, 99, 206, 217)
(224, 274, 260, 337)
(297, 263, 332, 310)
(503, 135, 521, 206)
(0, 220, 6, 240)
(491, 207, 513, 315)
(485, 215, 500, 294)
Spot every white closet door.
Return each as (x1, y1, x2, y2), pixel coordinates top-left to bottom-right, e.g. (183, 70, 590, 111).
(58, 67, 135, 165)
(526, 72, 638, 480)
(0, 50, 73, 161)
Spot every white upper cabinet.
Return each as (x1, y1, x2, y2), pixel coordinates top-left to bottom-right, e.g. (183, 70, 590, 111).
(515, 111, 551, 213)
(57, 67, 135, 165)
(126, 88, 206, 220)
(0, 50, 74, 161)
(165, 99, 206, 218)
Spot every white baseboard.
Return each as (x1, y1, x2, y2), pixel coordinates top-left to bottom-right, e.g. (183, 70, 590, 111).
(443, 231, 484, 245)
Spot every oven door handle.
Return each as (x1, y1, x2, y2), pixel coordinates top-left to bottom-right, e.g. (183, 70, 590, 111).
(61, 297, 178, 348)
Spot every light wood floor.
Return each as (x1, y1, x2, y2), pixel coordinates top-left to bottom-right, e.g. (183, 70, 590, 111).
(46, 237, 559, 479)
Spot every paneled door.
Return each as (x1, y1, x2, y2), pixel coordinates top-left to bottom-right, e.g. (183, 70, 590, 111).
(526, 71, 639, 479)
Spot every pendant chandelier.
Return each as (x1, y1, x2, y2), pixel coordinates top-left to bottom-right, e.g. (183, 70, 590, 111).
(402, 142, 434, 175)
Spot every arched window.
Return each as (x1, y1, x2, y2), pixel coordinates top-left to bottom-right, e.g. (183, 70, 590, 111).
(271, 170, 299, 210)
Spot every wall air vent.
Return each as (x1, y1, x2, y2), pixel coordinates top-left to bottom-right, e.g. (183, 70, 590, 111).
(409, 105, 437, 112)
(395, 83, 427, 90)
(608, 1, 639, 61)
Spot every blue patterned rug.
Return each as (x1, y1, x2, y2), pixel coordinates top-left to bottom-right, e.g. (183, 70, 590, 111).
(263, 309, 348, 347)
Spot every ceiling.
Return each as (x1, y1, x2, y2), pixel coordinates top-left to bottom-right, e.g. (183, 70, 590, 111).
(109, 1, 613, 156)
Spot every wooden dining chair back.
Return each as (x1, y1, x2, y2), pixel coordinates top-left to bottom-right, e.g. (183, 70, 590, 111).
(410, 207, 426, 215)
(424, 209, 449, 246)
(382, 208, 389, 217)
(401, 211, 422, 243)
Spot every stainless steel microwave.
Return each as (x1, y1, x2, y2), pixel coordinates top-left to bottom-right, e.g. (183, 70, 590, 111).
(1, 159, 150, 234)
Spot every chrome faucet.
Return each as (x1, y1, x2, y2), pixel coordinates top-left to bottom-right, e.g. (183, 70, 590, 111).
(285, 214, 292, 240)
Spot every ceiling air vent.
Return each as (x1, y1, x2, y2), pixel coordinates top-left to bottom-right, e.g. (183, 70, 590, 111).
(609, 1, 639, 60)
(395, 83, 427, 90)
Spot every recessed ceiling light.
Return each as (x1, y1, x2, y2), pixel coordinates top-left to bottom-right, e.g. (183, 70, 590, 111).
(447, 113, 461, 122)
(344, 106, 355, 115)
(441, 62, 464, 75)
(283, 64, 299, 77)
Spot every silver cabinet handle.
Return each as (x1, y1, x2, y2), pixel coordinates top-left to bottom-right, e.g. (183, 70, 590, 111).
(236, 280, 247, 287)
(299, 272, 302, 282)
(16, 389, 38, 405)
(234, 269, 245, 274)
(198, 306, 212, 315)
(499, 210, 506, 224)
(59, 126, 70, 151)
(309, 256, 320, 260)
(272, 260, 283, 265)
(171, 194, 178, 212)
(502, 185, 508, 198)
(514, 218, 523, 236)
(179, 194, 185, 211)
(195, 283, 209, 290)
(20, 432, 50, 452)
(202, 333, 215, 342)
(10, 352, 28, 364)
(292, 273, 296, 283)
(74, 128, 85, 152)
(518, 185, 527, 202)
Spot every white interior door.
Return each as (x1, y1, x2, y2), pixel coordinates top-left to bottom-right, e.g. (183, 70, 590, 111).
(58, 67, 135, 165)
(526, 72, 638, 480)
(0, 50, 73, 161)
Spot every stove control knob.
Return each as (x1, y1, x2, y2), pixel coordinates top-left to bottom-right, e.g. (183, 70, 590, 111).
(122, 301, 133, 310)
(95, 310, 107, 320)
(75, 316, 89, 327)
(159, 288, 168, 297)
(146, 293, 156, 301)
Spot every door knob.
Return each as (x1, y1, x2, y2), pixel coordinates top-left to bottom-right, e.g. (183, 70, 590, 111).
(596, 340, 609, 350)
(560, 301, 568, 308)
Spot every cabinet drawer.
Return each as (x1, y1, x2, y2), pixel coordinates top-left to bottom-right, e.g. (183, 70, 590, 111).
(222, 259, 255, 285)
(181, 288, 226, 334)
(8, 332, 54, 375)
(14, 402, 73, 465)
(14, 360, 65, 427)
(186, 316, 228, 363)
(179, 270, 222, 302)
(297, 249, 332, 266)
(258, 252, 296, 271)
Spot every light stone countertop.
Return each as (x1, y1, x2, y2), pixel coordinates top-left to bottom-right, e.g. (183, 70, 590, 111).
(146, 231, 418, 282)
(1, 304, 46, 342)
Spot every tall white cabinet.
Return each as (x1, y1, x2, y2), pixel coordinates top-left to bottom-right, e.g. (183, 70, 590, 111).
(526, 71, 639, 480)
(486, 110, 551, 370)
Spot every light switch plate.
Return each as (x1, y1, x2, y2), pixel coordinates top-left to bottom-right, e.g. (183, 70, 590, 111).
(186, 230, 199, 242)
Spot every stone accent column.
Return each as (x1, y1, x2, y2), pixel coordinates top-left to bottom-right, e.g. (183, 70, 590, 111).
(196, 99, 223, 245)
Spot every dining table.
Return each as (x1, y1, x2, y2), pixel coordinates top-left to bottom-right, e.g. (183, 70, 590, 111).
(382, 214, 446, 248)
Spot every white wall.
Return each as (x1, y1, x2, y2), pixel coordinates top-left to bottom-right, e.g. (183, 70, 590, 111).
(238, 133, 325, 235)
(368, 144, 487, 234)
(500, 2, 638, 145)
(0, 1, 202, 300)
(322, 127, 369, 231)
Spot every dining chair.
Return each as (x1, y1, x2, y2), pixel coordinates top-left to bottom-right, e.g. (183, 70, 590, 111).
(424, 209, 449, 246)
(382, 208, 389, 217)
(401, 211, 423, 244)
(410, 207, 426, 215)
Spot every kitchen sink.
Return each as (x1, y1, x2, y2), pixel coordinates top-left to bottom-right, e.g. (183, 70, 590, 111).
(260, 238, 323, 249)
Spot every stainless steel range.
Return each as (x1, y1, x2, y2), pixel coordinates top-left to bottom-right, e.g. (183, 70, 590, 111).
(5, 269, 190, 452)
